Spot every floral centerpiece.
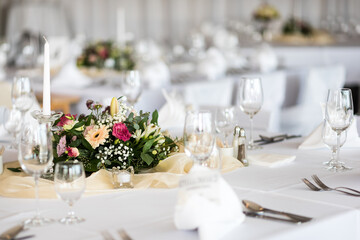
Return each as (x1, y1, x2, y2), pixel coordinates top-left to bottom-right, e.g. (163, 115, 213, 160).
(53, 97, 178, 173)
(253, 2, 280, 22)
(76, 41, 136, 80)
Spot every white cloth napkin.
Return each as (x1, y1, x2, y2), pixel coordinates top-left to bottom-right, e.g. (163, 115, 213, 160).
(138, 60, 170, 89)
(251, 43, 278, 73)
(247, 153, 296, 167)
(298, 119, 360, 150)
(174, 165, 245, 240)
(158, 89, 186, 130)
(51, 61, 92, 88)
(197, 48, 227, 81)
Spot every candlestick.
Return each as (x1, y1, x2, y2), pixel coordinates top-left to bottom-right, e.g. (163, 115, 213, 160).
(117, 8, 126, 46)
(43, 36, 51, 116)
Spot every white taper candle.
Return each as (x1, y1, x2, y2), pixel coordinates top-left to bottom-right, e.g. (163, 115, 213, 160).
(43, 36, 51, 115)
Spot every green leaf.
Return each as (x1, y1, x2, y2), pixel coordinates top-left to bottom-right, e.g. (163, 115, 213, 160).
(81, 138, 93, 151)
(143, 138, 155, 153)
(7, 167, 22, 172)
(134, 123, 139, 130)
(86, 115, 92, 126)
(141, 152, 154, 165)
(151, 110, 159, 124)
(73, 121, 85, 129)
(69, 139, 81, 147)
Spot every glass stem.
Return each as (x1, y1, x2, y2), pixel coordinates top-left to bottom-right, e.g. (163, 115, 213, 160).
(34, 175, 40, 218)
(335, 132, 341, 164)
(249, 115, 254, 146)
(68, 202, 75, 219)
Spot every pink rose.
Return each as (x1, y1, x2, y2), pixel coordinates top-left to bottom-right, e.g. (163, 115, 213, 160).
(56, 136, 67, 156)
(57, 114, 77, 127)
(112, 122, 131, 142)
(66, 147, 80, 158)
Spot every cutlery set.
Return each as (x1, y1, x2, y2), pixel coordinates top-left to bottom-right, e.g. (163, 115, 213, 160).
(101, 229, 133, 240)
(254, 134, 301, 145)
(302, 175, 360, 197)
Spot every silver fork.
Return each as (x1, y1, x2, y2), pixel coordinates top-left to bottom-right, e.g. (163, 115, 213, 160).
(117, 229, 133, 240)
(312, 175, 360, 197)
(101, 230, 115, 240)
(302, 178, 321, 191)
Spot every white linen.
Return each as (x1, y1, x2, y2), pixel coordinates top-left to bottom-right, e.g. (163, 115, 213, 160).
(298, 119, 360, 150)
(158, 89, 186, 130)
(247, 153, 296, 167)
(174, 165, 244, 240)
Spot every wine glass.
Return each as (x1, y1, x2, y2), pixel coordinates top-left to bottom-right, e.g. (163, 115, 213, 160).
(54, 161, 86, 224)
(184, 110, 215, 167)
(215, 107, 234, 147)
(11, 77, 33, 126)
(322, 120, 347, 166)
(121, 70, 142, 106)
(238, 77, 263, 150)
(18, 123, 53, 226)
(325, 88, 354, 171)
(3, 108, 21, 149)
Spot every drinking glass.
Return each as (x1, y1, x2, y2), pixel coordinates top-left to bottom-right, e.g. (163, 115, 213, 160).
(184, 111, 215, 167)
(238, 77, 263, 150)
(3, 108, 21, 149)
(322, 120, 347, 166)
(11, 77, 33, 126)
(54, 161, 86, 224)
(18, 123, 53, 226)
(121, 70, 142, 106)
(325, 88, 354, 171)
(215, 107, 234, 147)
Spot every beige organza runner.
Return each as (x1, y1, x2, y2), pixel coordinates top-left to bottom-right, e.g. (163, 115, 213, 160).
(0, 153, 242, 199)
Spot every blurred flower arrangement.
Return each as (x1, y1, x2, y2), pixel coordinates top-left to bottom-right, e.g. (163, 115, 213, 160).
(253, 3, 280, 22)
(76, 41, 136, 71)
(282, 17, 314, 36)
(53, 97, 178, 173)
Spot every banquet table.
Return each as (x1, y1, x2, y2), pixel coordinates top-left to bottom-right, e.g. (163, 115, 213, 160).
(1, 136, 360, 240)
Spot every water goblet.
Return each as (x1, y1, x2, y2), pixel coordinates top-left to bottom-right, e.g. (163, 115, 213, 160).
(121, 70, 142, 107)
(54, 161, 86, 224)
(238, 77, 263, 150)
(215, 107, 234, 147)
(3, 108, 21, 149)
(18, 123, 54, 226)
(11, 76, 34, 126)
(184, 110, 215, 167)
(325, 88, 353, 171)
(322, 120, 347, 166)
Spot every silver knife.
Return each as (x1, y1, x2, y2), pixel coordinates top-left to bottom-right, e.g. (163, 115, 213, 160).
(243, 211, 302, 224)
(0, 224, 24, 240)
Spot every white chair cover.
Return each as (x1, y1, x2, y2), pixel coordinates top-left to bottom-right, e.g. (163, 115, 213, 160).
(280, 65, 346, 135)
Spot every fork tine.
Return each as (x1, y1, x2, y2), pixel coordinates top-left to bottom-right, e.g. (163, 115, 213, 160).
(101, 231, 115, 240)
(302, 178, 321, 191)
(312, 175, 330, 190)
(118, 229, 133, 240)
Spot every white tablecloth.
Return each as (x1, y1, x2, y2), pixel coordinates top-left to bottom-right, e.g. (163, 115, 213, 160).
(1, 137, 360, 240)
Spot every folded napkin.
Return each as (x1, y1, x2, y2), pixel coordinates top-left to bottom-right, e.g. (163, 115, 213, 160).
(51, 61, 92, 88)
(158, 89, 186, 130)
(174, 165, 245, 240)
(298, 118, 360, 150)
(0, 153, 242, 198)
(247, 153, 296, 167)
(197, 47, 227, 81)
(251, 43, 278, 73)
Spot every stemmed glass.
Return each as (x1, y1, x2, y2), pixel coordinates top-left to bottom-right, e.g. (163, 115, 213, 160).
(238, 77, 263, 150)
(18, 123, 53, 226)
(325, 88, 354, 171)
(54, 161, 86, 224)
(3, 108, 21, 149)
(121, 71, 142, 106)
(322, 120, 347, 166)
(11, 77, 33, 126)
(215, 107, 234, 147)
(184, 111, 215, 167)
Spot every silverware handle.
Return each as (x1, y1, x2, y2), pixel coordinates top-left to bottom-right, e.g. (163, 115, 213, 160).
(333, 188, 360, 197)
(243, 211, 300, 224)
(335, 187, 360, 195)
(265, 208, 312, 222)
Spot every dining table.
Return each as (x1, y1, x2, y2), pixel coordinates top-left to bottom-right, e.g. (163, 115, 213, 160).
(0, 132, 360, 240)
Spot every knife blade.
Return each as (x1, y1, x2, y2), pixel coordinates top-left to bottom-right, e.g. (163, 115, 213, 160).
(243, 211, 302, 224)
(0, 224, 24, 240)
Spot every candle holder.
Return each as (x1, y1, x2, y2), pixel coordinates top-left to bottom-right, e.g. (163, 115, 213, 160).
(111, 166, 134, 189)
(31, 110, 63, 131)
